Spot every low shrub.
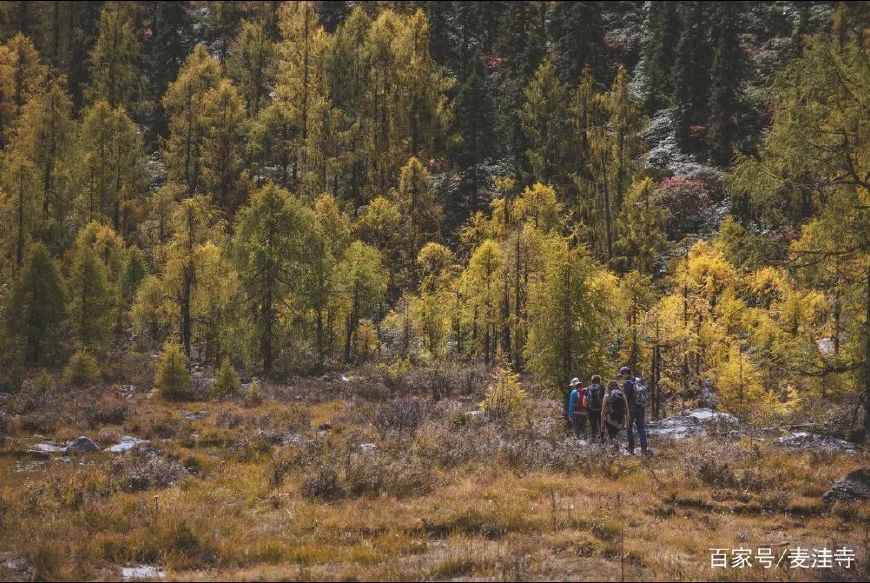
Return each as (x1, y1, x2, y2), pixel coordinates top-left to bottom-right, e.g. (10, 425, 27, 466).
(698, 459, 736, 486)
(108, 452, 190, 492)
(371, 398, 428, 438)
(302, 465, 343, 501)
(86, 397, 129, 426)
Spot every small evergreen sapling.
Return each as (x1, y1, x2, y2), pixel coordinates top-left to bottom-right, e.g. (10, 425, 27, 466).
(155, 342, 192, 401)
(209, 358, 240, 399)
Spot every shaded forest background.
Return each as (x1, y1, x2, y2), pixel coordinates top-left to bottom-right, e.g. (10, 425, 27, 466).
(0, 1, 867, 436)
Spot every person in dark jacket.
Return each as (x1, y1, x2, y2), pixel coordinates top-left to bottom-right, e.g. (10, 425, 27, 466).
(619, 366, 648, 455)
(600, 379, 629, 441)
(585, 375, 605, 442)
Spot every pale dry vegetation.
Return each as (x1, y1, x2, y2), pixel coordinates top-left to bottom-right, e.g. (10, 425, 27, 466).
(1, 365, 867, 581)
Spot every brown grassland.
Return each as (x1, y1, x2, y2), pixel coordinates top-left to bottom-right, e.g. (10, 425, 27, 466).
(1, 360, 868, 581)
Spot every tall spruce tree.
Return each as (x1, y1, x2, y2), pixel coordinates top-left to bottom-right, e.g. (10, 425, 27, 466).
(520, 58, 571, 186)
(672, 2, 712, 155)
(139, 1, 194, 142)
(641, 1, 680, 112)
(547, 1, 605, 84)
(707, 2, 746, 166)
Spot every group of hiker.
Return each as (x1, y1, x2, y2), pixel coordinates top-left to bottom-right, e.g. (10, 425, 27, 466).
(565, 366, 649, 455)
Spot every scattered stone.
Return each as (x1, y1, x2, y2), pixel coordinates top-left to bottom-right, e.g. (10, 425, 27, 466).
(33, 442, 66, 453)
(685, 408, 737, 425)
(0, 392, 11, 401)
(66, 436, 100, 455)
(775, 432, 857, 453)
(106, 436, 150, 453)
(823, 468, 870, 503)
(359, 443, 376, 453)
(121, 565, 165, 580)
(646, 408, 738, 439)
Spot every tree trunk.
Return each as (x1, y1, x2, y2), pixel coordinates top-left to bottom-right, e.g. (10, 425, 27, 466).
(262, 287, 273, 373)
(181, 271, 192, 363)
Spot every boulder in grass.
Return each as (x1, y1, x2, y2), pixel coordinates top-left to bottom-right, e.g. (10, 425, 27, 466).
(106, 436, 150, 453)
(823, 468, 870, 503)
(66, 436, 100, 455)
(775, 432, 857, 453)
(33, 442, 66, 453)
(645, 408, 738, 439)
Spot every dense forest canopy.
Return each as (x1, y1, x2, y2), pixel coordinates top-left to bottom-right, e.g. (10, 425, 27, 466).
(0, 1, 868, 437)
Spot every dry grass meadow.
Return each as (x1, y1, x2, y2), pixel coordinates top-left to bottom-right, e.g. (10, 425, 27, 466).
(1, 360, 868, 581)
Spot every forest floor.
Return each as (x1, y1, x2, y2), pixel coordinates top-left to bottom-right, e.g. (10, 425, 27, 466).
(1, 360, 868, 581)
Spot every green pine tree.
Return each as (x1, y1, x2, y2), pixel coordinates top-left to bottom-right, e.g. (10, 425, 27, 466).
(6, 242, 65, 366)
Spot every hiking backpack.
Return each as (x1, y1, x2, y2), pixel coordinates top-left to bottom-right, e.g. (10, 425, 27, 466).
(586, 383, 604, 411)
(608, 389, 626, 418)
(633, 377, 650, 409)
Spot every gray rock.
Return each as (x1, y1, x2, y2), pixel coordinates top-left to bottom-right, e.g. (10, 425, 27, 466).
(106, 436, 150, 453)
(823, 468, 870, 503)
(359, 443, 376, 453)
(0, 392, 11, 401)
(686, 408, 737, 425)
(775, 432, 857, 453)
(121, 564, 165, 580)
(66, 436, 100, 454)
(33, 442, 66, 453)
(646, 408, 738, 439)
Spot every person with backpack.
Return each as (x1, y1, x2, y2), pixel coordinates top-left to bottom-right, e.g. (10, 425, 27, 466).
(563, 378, 579, 431)
(585, 375, 605, 442)
(567, 378, 588, 439)
(600, 379, 629, 441)
(619, 366, 649, 455)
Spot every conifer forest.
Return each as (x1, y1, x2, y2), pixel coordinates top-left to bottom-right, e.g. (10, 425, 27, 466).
(0, 2, 868, 581)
